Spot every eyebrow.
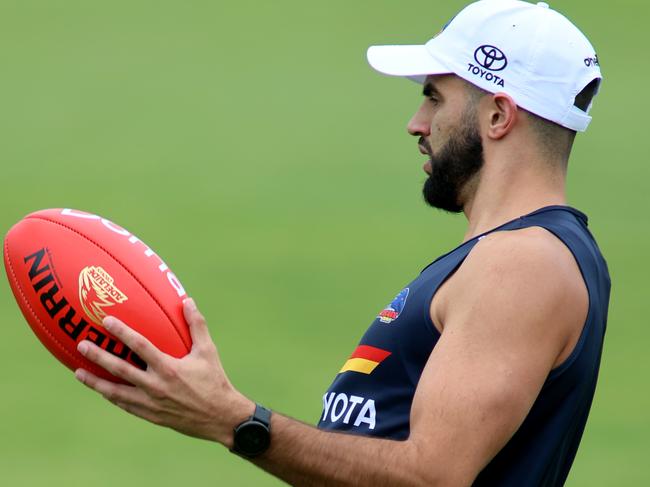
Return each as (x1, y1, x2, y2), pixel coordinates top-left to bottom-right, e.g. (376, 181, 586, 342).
(422, 82, 441, 98)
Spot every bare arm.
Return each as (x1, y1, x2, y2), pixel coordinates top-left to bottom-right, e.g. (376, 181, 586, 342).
(253, 415, 426, 486)
(74, 228, 586, 486)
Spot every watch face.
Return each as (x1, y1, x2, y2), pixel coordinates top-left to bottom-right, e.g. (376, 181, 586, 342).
(235, 421, 270, 457)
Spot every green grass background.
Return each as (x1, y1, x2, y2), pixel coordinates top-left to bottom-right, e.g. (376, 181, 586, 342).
(0, 0, 647, 485)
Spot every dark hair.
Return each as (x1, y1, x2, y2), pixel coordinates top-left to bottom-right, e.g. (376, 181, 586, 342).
(460, 77, 600, 165)
(574, 78, 601, 111)
(527, 78, 601, 164)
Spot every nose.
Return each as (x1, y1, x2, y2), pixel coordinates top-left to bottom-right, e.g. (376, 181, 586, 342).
(407, 102, 431, 137)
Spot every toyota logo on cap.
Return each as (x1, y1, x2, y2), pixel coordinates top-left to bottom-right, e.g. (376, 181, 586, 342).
(474, 45, 508, 71)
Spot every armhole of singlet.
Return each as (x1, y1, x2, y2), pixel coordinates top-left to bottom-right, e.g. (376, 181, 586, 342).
(420, 219, 527, 339)
(421, 255, 472, 339)
(420, 223, 594, 381)
(522, 225, 594, 382)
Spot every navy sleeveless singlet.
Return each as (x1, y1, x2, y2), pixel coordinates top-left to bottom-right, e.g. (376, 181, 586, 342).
(317, 206, 611, 486)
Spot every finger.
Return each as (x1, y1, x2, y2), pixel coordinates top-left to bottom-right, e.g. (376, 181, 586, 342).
(183, 298, 213, 348)
(77, 340, 150, 387)
(102, 315, 164, 368)
(75, 368, 144, 405)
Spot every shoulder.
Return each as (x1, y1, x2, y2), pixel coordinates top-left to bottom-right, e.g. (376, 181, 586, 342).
(453, 225, 584, 293)
(432, 226, 588, 364)
(465, 226, 578, 277)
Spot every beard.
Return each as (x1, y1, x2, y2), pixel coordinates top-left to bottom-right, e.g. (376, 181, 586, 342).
(422, 107, 484, 213)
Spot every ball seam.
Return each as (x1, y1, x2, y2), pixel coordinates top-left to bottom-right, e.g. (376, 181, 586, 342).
(4, 235, 112, 378)
(26, 215, 190, 351)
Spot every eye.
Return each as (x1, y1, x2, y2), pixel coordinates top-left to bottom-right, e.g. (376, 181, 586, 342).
(427, 95, 439, 105)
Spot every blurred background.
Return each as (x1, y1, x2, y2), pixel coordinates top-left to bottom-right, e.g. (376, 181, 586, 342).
(0, 0, 647, 485)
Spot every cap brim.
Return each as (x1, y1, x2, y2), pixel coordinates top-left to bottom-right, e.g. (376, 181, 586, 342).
(367, 45, 452, 84)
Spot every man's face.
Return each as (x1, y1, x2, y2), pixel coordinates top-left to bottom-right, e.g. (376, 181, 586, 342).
(407, 75, 484, 214)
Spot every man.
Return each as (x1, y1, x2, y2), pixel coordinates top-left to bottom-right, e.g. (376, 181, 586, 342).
(74, 0, 610, 485)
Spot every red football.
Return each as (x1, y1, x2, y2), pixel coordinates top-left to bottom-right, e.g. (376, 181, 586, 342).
(3, 208, 191, 382)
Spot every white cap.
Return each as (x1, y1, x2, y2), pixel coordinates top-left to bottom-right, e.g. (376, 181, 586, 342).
(367, 0, 601, 132)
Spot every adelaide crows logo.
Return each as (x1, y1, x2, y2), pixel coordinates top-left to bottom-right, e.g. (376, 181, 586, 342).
(377, 288, 409, 324)
(78, 266, 128, 326)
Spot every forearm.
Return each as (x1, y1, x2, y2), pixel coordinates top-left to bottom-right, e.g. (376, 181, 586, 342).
(248, 413, 434, 487)
(72, 303, 458, 485)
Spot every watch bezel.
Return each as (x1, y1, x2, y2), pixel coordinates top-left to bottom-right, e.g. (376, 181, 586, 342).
(231, 404, 272, 458)
(233, 420, 271, 457)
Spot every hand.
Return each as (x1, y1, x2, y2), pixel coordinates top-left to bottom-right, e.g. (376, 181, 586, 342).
(74, 298, 254, 446)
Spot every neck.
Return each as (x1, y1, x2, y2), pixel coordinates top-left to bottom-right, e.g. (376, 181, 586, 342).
(461, 154, 567, 242)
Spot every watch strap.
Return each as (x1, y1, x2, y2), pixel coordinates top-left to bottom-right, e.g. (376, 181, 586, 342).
(252, 403, 272, 427)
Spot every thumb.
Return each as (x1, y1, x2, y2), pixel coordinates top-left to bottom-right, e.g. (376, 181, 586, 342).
(183, 298, 213, 350)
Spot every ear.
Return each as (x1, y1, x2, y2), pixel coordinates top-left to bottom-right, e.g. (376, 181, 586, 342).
(485, 93, 518, 140)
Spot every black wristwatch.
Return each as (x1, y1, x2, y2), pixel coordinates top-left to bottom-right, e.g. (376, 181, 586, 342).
(231, 403, 272, 458)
